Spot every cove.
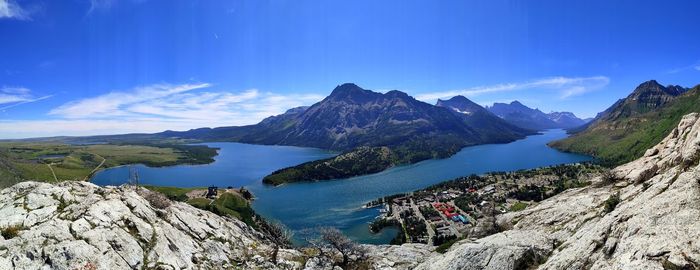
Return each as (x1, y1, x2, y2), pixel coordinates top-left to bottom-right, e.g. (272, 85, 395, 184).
(92, 129, 591, 244)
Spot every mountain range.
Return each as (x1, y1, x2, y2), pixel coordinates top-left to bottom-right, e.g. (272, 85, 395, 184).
(486, 101, 588, 130)
(550, 80, 696, 165)
(162, 83, 532, 150)
(149, 83, 533, 184)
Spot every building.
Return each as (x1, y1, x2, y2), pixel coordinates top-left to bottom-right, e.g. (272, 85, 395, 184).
(206, 186, 218, 198)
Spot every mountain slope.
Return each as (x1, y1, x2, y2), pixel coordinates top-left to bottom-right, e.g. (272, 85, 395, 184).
(551, 80, 696, 165)
(486, 101, 586, 130)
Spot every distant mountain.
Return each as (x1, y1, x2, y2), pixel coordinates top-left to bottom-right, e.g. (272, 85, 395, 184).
(159, 83, 534, 184)
(435, 96, 534, 141)
(436, 96, 486, 115)
(486, 101, 586, 130)
(547, 111, 587, 129)
(550, 80, 696, 165)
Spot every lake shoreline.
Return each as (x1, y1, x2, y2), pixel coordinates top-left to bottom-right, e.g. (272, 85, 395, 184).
(91, 130, 591, 244)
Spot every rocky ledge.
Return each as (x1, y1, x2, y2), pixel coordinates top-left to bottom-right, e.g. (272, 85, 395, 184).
(0, 180, 432, 269)
(0, 181, 312, 269)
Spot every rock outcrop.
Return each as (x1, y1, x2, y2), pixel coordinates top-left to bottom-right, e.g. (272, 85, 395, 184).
(414, 113, 700, 269)
(0, 181, 433, 270)
(0, 182, 308, 269)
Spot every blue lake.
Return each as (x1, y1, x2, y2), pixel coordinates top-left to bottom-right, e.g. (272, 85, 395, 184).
(92, 129, 591, 244)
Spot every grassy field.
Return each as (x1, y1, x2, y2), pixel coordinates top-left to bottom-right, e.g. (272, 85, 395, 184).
(142, 185, 205, 201)
(142, 185, 257, 227)
(0, 142, 217, 188)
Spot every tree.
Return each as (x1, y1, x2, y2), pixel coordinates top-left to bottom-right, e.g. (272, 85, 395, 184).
(318, 227, 367, 266)
(260, 220, 294, 263)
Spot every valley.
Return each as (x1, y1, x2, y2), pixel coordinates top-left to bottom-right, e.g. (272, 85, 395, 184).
(0, 142, 218, 188)
(90, 129, 590, 244)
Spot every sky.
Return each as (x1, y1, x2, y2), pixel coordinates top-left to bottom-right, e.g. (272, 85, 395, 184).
(1, 0, 699, 138)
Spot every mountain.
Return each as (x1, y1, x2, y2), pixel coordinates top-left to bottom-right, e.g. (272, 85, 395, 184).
(486, 101, 586, 130)
(551, 80, 696, 165)
(435, 96, 486, 115)
(435, 96, 535, 141)
(158, 84, 535, 184)
(164, 84, 532, 151)
(593, 80, 687, 122)
(547, 111, 587, 128)
(6, 113, 700, 270)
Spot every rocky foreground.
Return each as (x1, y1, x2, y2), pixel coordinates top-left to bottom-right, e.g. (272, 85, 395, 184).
(0, 179, 428, 269)
(2, 113, 700, 270)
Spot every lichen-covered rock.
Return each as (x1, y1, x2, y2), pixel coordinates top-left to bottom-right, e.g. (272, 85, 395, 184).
(0, 181, 304, 269)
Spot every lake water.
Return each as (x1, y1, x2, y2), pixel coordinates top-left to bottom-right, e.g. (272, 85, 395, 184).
(92, 129, 591, 244)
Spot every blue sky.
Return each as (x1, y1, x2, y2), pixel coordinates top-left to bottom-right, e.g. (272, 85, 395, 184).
(1, 0, 699, 138)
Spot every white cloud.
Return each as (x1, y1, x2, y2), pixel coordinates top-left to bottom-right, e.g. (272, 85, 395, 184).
(0, 83, 323, 138)
(667, 61, 700, 74)
(0, 87, 51, 110)
(0, 87, 31, 104)
(0, 0, 29, 20)
(415, 76, 610, 101)
(0, 118, 209, 139)
(49, 83, 212, 118)
(87, 0, 115, 15)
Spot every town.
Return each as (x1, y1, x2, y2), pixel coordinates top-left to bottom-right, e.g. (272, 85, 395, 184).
(367, 163, 604, 249)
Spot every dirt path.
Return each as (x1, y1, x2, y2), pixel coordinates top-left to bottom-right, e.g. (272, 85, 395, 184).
(47, 163, 58, 183)
(83, 155, 106, 181)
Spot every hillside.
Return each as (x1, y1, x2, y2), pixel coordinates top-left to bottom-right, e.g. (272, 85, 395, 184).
(550, 80, 696, 166)
(262, 146, 395, 185)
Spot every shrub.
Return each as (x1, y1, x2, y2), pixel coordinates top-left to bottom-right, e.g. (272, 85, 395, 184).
(599, 170, 620, 186)
(1, 225, 22, 239)
(510, 201, 527, 212)
(140, 190, 172, 209)
(604, 192, 621, 213)
(435, 237, 462, 253)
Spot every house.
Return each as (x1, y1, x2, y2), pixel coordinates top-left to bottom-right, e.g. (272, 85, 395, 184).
(206, 186, 218, 198)
(481, 186, 496, 195)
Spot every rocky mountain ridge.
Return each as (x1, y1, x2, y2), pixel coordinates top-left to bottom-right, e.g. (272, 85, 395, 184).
(159, 83, 532, 151)
(487, 101, 586, 130)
